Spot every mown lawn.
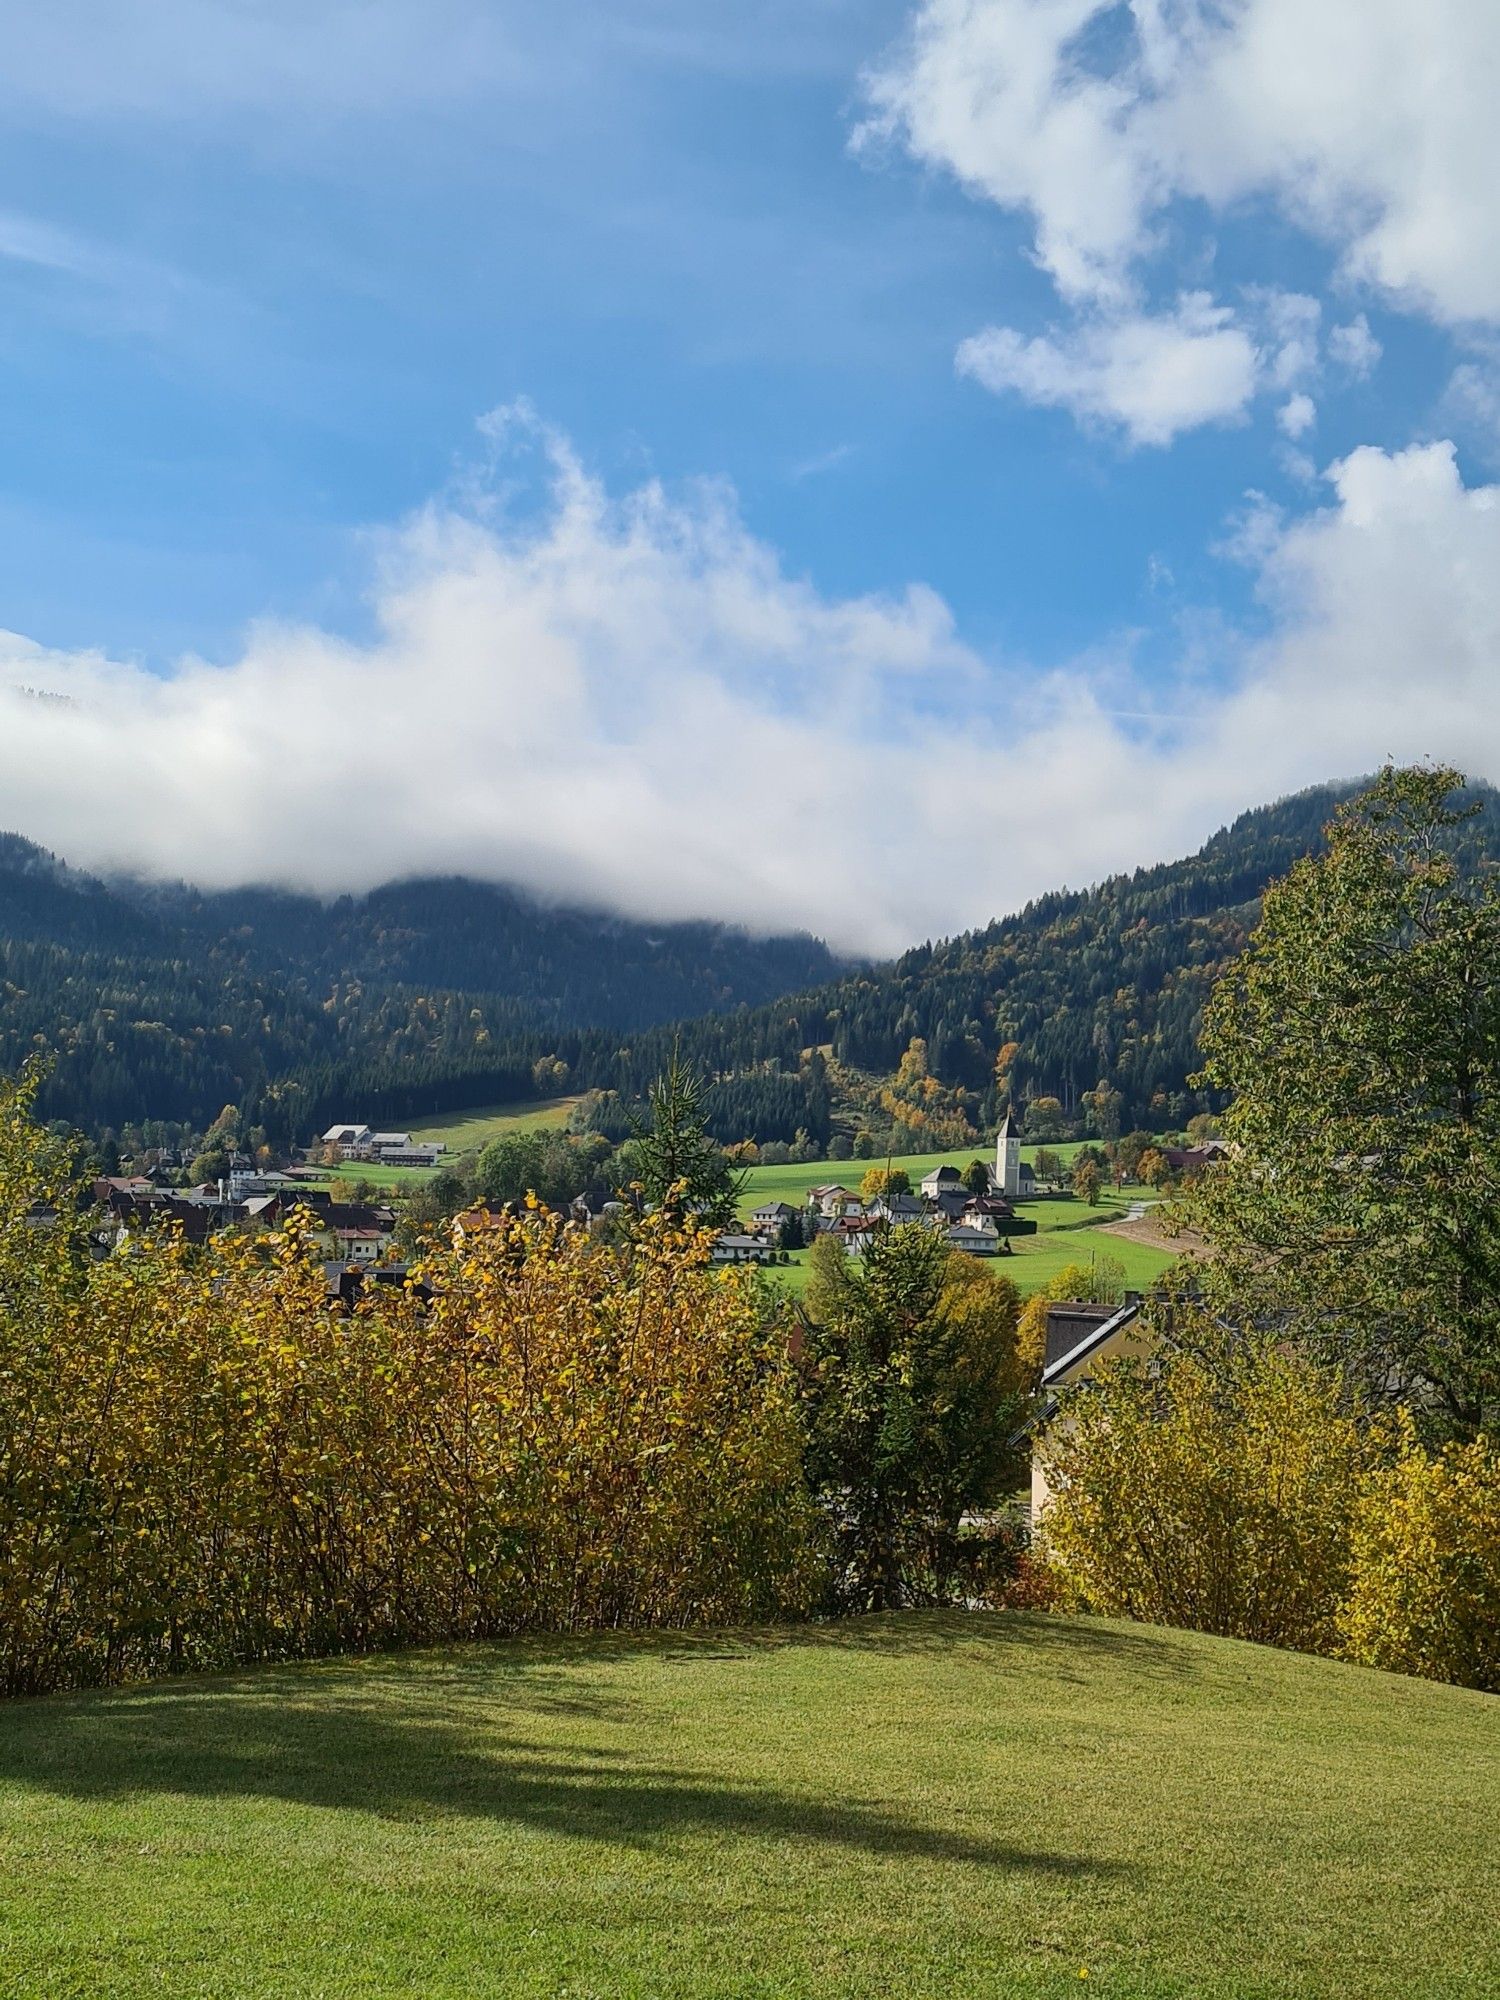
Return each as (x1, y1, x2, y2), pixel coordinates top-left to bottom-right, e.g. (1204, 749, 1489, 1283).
(756, 1222, 1175, 1301)
(0, 1614, 1493, 1999)
(317, 1159, 444, 1190)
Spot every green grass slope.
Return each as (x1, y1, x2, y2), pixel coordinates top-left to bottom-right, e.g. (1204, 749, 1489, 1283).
(409, 1095, 582, 1150)
(1, 1614, 1494, 1999)
(308, 1098, 585, 1190)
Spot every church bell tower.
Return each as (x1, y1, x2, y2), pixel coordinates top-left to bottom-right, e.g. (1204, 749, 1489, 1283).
(995, 1108, 1020, 1199)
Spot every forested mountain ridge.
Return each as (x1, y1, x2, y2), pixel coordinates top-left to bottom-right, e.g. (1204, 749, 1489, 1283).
(798, 783, 1386, 1136)
(0, 842, 841, 1139)
(5, 777, 1497, 1151)
(563, 777, 1500, 1151)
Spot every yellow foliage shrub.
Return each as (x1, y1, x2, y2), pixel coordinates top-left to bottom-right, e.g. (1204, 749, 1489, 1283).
(1038, 1328, 1382, 1652)
(1337, 1425, 1500, 1693)
(0, 1071, 816, 1696)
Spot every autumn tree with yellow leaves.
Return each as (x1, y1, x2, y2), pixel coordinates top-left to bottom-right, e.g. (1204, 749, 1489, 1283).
(0, 1066, 815, 1697)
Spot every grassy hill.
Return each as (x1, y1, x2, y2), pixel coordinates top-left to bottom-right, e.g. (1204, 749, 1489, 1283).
(311, 1097, 587, 1188)
(1, 1613, 1493, 1998)
(409, 1094, 582, 1150)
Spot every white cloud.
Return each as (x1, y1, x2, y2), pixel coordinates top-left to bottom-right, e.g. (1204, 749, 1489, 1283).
(858, 0, 1150, 307)
(1328, 315, 1382, 379)
(2, 419, 1498, 957)
(867, 1, 1500, 325)
(956, 286, 1328, 445)
(1277, 393, 1316, 439)
(957, 294, 1259, 445)
(1224, 442, 1500, 778)
(1256, 290, 1322, 391)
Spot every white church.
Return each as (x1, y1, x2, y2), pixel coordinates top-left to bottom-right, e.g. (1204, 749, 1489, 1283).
(994, 1108, 1021, 1198)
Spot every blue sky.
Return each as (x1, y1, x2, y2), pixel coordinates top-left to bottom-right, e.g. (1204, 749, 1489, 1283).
(1, 2, 1498, 951)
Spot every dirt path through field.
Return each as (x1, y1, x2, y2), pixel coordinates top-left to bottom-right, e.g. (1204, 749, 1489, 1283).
(1095, 1209, 1206, 1256)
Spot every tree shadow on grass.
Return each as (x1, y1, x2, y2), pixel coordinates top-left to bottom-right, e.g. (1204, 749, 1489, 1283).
(499, 1609, 1199, 1690)
(0, 1653, 1121, 1879)
(786, 1610, 1203, 1684)
(356, 1609, 1200, 1682)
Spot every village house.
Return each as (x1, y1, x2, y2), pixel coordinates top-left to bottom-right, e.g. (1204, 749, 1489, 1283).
(870, 1190, 925, 1225)
(1029, 1295, 1148, 1519)
(825, 1215, 879, 1255)
(319, 1123, 446, 1167)
(323, 1263, 434, 1312)
(90, 1184, 245, 1253)
(244, 1190, 397, 1260)
(709, 1233, 775, 1265)
(1161, 1140, 1231, 1176)
(964, 1194, 1016, 1226)
(369, 1143, 446, 1167)
(322, 1124, 372, 1159)
(751, 1200, 798, 1235)
(452, 1205, 509, 1244)
(944, 1219, 999, 1255)
(805, 1186, 866, 1231)
(919, 1164, 964, 1201)
(930, 1187, 972, 1223)
(331, 1222, 388, 1263)
(226, 1168, 300, 1202)
(92, 1174, 157, 1204)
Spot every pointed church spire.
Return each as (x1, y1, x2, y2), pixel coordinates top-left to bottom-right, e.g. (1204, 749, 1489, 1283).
(995, 1105, 1020, 1198)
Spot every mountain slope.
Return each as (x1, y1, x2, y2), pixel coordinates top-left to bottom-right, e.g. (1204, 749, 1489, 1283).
(6, 777, 1497, 1148)
(0, 841, 839, 1137)
(594, 777, 1500, 1147)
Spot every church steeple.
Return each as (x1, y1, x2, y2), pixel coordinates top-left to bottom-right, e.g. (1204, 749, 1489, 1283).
(995, 1107, 1020, 1198)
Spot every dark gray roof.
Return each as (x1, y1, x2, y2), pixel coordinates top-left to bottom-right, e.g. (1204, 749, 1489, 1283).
(1041, 1298, 1143, 1385)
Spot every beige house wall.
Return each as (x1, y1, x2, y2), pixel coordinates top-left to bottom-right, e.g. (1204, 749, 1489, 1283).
(1030, 1317, 1155, 1525)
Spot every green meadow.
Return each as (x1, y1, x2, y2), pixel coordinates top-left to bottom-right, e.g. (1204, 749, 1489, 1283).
(308, 1130, 1178, 1298)
(736, 1140, 1097, 1213)
(307, 1098, 583, 1189)
(1, 1614, 1492, 2000)
(739, 1147, 1177, 1299)
(408, 1095, 582, 1150)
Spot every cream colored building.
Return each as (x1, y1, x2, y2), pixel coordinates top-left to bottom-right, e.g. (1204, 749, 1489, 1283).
(1030, 1296, 1150, 1520)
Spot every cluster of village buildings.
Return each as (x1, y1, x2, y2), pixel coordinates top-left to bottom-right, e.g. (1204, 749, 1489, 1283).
(708, 1114, 1039, 1265)
(72, 1109, 1215, 1517)
(76, 1110, 1218, 1294)
(709, 1160, 1040, 1265)
(83, 1123, 451, 1267)
(90, 1175, 401, 1266)
(319, 1124, 446, 1169)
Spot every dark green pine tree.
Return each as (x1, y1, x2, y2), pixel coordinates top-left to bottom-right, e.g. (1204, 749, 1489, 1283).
(633, 1048, 743, 1230)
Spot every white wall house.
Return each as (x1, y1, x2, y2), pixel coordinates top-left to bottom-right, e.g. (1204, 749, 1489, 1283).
(944, 1220, 999, 1256)
(323, 1124, 372, 1159)
(710, 1233, 775, 1264)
